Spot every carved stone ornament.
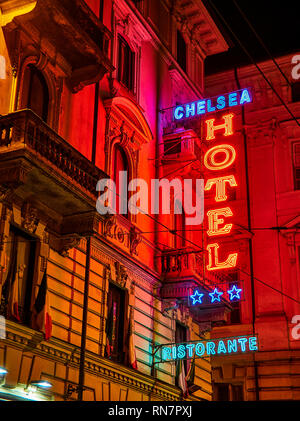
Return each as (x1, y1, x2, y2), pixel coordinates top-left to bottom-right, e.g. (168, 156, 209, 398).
(114, 261, 128, 288)
(162, 299, 179, 315)
(129, 226, 142, 256)
(103, 215, 117, 238)
(59, 235, 82, 257)
(22, 203, 39, 234)
(104, 264, 112, 283)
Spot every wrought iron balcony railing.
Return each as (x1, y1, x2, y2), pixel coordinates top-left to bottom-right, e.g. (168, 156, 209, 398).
(161, 248, 233, 287)
(0, 109, 107, 199)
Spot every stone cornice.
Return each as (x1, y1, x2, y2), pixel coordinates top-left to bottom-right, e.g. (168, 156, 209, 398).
(4, 319, 180, 400)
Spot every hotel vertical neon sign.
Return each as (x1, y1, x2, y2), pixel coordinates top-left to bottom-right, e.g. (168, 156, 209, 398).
(173, 88, 253, 273)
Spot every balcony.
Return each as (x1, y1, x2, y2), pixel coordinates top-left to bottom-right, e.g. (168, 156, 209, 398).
(1, 0, 114, 91)
(160, 248, 233, 322)
(0, 109, 107, 235)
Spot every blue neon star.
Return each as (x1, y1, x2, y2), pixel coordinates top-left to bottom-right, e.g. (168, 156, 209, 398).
(190, 290, 204, 305)
(209, 288, 223, 303)
(227, 285, 242, 301)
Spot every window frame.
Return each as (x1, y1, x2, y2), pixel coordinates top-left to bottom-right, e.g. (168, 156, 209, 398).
(117, 34, 136, 93)
(292, 141, 300, 190)
(175, 321, 188, 379)
(1, 224, 37, 326)
(22, 64, 49, 122)
(106, 281, 129, 365)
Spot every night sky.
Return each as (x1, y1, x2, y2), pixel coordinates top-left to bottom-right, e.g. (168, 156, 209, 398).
(204, 0, 299, 75)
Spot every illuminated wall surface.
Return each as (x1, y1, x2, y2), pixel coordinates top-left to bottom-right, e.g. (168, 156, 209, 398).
(0, 0, 299, 403)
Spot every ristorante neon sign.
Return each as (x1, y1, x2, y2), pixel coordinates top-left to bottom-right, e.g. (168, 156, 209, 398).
(173, 88, 253, 272)
(158, 335, 258, 362)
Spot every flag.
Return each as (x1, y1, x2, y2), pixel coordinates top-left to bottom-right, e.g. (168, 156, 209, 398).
(186, 353, 196, 388)
(8, 265, 21, 321)
(105, 303, 114, 358)
(32, 270, 52, 341)
(2, 236, 19, 321)
(176, 359, 188, 398)
(128, 307, 137, 370)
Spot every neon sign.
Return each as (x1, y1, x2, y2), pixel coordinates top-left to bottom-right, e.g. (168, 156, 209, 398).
(158, 335, 259, 362)
(189, 283, 243, 306)
(173, 88, 252, 121)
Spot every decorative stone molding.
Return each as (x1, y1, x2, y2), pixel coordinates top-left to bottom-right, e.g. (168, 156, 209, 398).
(113, 0, 152, 48)
(21, 203, 39, 234)
(0, 321, 182, 400)
(102, 214, 142, 257)
(114, 261, 128, 288)
(57, 235, 82, 258)
(129, 226, 142, 256)
(162, 299, 179, 316)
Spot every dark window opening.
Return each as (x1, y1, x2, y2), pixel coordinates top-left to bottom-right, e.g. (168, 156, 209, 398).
(99, 0, 104, 21)
(293, 142, 300, 190)
(112, 144, 130, 218)
(291, 82, 300, 103)
(177, 30, 187, 72)
(174, 201, 185, 249)
(0, 226, 36, 326)
(164, 137, 182, 156)
(213, 383, 244, 401)
(117, 35, 135, 92)
(22, 64, 49, 122)
(175, 321, 188, 382)
(105, 283, 128, 364)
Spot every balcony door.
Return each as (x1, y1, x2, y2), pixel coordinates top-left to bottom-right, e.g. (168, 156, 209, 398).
(22, 64, 49, 122)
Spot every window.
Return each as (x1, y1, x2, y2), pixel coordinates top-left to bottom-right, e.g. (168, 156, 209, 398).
(164, 137, 181, 156)
(175, 321, 188, 381)
(105, 283, 128, 364)
(131, 0, 143, 11)
(0, 226, 36, 326)
(292, 82, 300, 103)
(174, 201, 185, 249)
(213, 383, 244, 401)
(117, 35, 135, 92)
(226, 272, 241, 325)
(177, 30, 187, 72)
(112, 144, 130, 217)
(293, 142, 300, 190)
(99, 0, 104, 21)
(22, 64, 49, 122)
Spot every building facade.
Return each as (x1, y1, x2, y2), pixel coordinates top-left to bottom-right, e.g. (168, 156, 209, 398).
(205, 55, 300, 400)
(0, 0, 231, 401)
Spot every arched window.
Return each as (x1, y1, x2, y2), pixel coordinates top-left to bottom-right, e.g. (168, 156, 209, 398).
(22, 64, 49, 122)
(117, 35, 135, 92)
(174, 200, 185, 249)
(112, 144, 130, 217)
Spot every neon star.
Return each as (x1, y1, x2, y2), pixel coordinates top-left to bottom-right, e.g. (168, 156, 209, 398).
(228, 285, 242, 300)
(209, 288, 223, 303)
(190, 290, 204, 305)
